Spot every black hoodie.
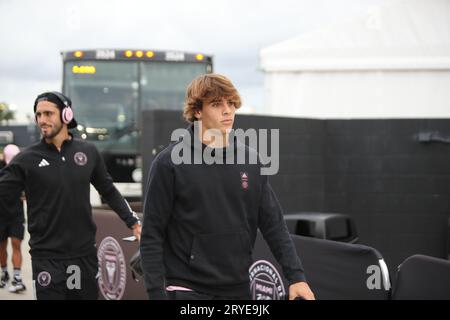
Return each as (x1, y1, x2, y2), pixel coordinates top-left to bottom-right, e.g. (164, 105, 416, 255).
(140, 124, 306, 299)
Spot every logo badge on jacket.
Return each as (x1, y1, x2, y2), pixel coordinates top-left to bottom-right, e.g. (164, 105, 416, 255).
(74, 152, 88, 166)
(240, 172, 249, 189)
(38, 158, 50, 167)
(37, 271, 52, 287)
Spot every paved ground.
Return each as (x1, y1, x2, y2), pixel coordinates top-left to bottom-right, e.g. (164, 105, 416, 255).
(0, 227, 34, 300)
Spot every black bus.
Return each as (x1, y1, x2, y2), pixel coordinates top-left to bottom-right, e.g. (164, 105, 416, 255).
(62, 49, 213, 199)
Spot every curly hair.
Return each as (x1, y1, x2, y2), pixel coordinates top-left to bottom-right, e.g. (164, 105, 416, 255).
(183, 74, 242, 123)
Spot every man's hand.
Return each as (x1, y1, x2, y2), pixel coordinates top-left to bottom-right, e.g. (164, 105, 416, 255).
(289, 281, 315, 300)
(131, 222, 142, 242)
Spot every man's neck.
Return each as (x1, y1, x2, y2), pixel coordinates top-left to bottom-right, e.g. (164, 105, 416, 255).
(45, 131, 71, 151)
(199, 126, 230, 148)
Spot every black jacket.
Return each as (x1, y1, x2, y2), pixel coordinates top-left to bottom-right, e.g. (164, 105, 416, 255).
(0, 161, 24, 225)
(140, 125, 306, 299)
(0, 136, 139, 259)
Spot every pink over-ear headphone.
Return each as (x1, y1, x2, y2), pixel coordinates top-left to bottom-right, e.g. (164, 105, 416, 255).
(50, 91, 74, 124)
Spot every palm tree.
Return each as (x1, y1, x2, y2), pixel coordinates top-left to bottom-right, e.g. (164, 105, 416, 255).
(0, 102, 15, 125)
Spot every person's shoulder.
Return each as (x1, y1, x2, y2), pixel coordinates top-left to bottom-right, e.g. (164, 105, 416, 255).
(24, 140, 43, 151)
(153, 142, 178, 165)
(71, 138, 98, 152)
(71, 137, 94, 147)
(0, 142, 40, 170)
(11, 141, 41, 160)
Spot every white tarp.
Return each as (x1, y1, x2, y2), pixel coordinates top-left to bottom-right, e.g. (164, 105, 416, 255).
(260, 0, 450, 118)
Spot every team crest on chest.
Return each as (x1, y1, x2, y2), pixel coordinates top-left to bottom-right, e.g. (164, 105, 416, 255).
(240, 172, 249, 189)
(74, 152, 88, 166)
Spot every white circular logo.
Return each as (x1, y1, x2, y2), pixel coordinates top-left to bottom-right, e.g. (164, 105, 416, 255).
(74, 152, 88, 166)
(37, 271, 52, 287)
(249, 260, 286, 300)
(97, 237, 127, 300)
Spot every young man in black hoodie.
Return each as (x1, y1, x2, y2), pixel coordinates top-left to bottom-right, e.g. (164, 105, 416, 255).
(0, 91, 141, 299)
(140, 74, 315, 300)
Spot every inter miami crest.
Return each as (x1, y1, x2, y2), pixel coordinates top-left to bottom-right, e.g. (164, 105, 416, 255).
(74, 152, 88, 166)
(37, 271, 52, 287)
(249, 260, 286, 300)
(97, 237, 127, 300)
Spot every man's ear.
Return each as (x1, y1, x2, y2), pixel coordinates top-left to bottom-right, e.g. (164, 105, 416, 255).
(194, 109, 202, 120)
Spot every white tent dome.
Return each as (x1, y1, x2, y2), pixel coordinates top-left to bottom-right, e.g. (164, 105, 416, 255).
(260, 0, 450, 118)
(261, 0, 450, 71)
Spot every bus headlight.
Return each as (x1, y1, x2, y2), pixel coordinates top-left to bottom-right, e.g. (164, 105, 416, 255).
(132, 168, 142, 182)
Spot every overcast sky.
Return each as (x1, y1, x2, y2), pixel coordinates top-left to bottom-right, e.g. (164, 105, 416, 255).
(0, 0, 385, 123)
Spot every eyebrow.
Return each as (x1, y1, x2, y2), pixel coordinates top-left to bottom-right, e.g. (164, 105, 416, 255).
(35, 110, 55, 114)
(210, 97, 236, 103)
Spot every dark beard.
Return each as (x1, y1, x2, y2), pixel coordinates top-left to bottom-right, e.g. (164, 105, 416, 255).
(42, 122, 63, 140)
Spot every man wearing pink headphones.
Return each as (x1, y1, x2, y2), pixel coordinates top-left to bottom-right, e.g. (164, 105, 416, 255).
(0, 144, 26, 293)
(0, 91, 141, 300)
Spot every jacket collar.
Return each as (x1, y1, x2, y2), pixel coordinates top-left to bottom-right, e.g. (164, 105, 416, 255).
(40, 133, 74, 151)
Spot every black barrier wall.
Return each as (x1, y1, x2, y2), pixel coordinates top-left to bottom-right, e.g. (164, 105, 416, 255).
(141, 110, 450, 278)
